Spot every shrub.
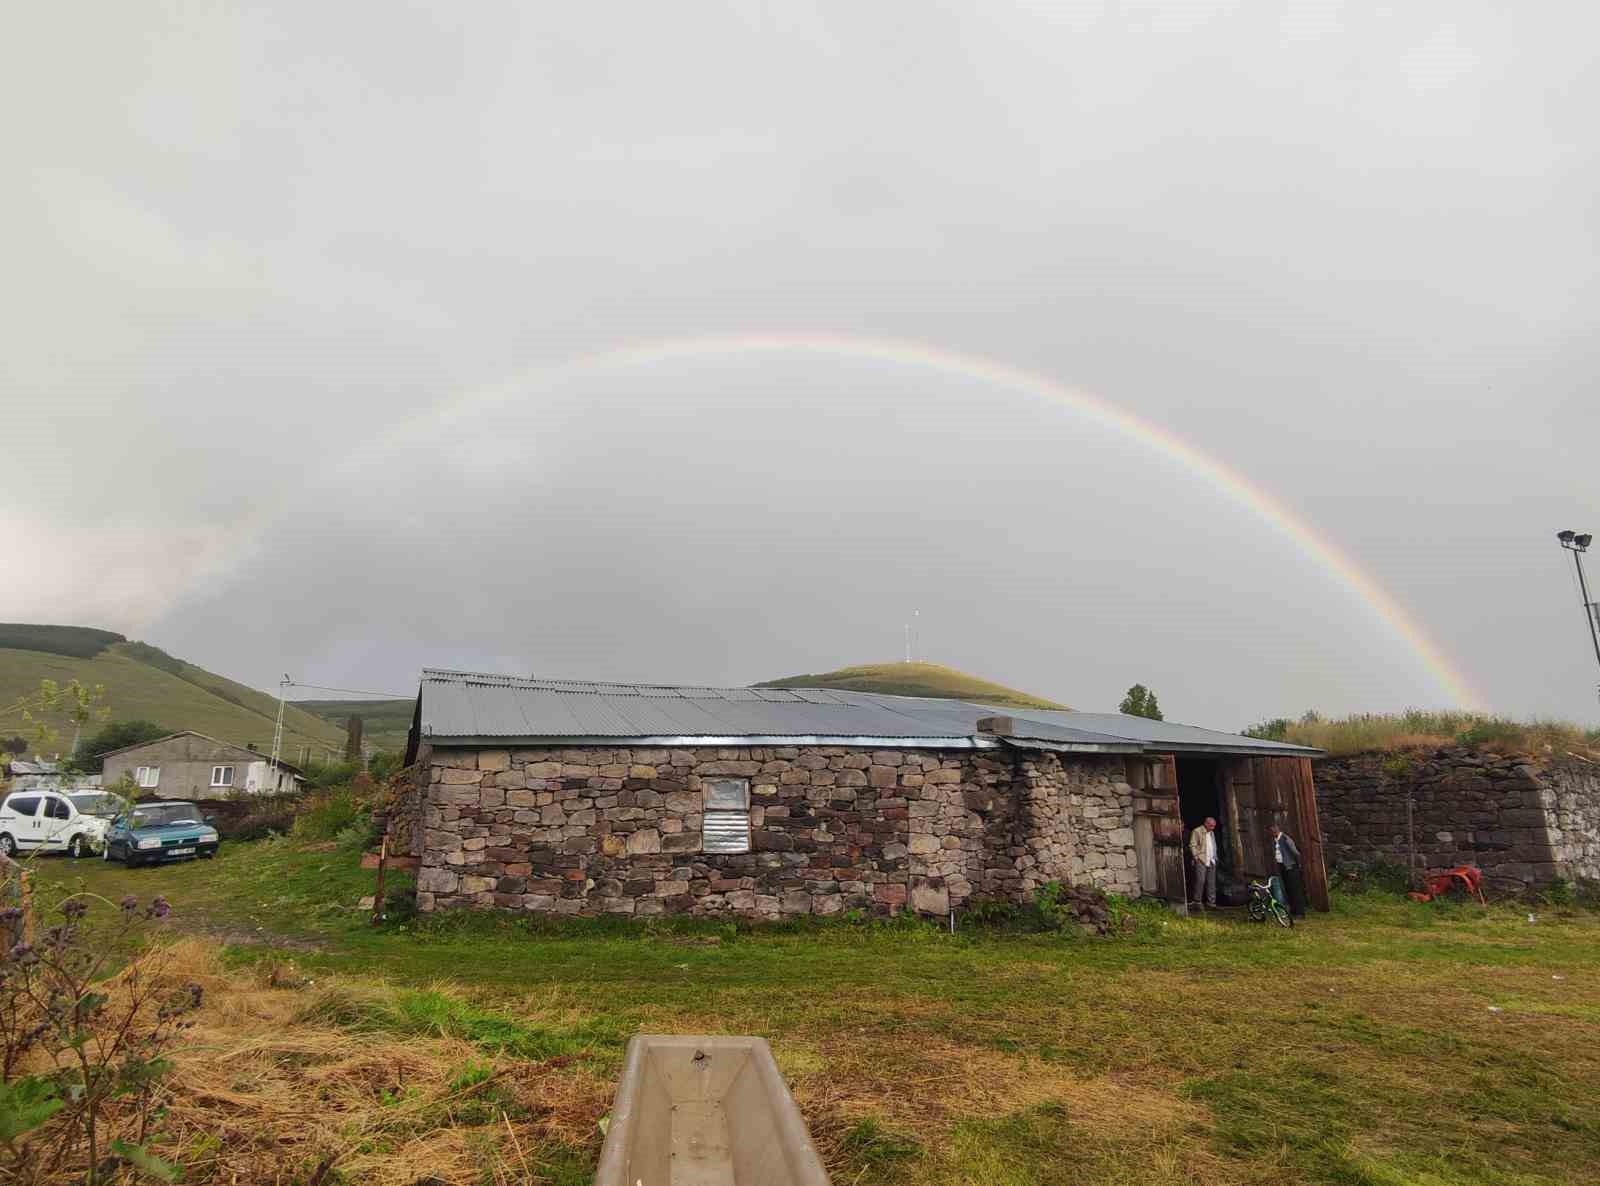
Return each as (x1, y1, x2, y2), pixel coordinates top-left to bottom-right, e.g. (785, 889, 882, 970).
(68, 719, 169, 773)
(0, 892, 200, 1183)
(291, 790, 364, 842)
(301, 758, 363, 792)
(1332, 860, 1412, 896)
(222, 805, 296, 842)
(367, 750, 405, 782)
(1244, 717, 1291, 741)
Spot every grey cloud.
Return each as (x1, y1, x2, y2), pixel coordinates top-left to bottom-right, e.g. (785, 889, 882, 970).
(4, 1, 1597, 728)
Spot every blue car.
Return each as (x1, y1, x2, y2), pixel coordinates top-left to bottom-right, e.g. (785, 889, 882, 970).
(103, 801, 221, 866)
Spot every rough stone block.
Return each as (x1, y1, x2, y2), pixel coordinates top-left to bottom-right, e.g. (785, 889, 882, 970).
(910, 880, 949, 915)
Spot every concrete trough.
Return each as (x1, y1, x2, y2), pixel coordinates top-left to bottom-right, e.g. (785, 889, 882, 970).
(594, 1035, 830, 1186)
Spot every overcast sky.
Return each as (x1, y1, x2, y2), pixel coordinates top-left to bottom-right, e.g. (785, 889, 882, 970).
(6, 2, 1598, 730)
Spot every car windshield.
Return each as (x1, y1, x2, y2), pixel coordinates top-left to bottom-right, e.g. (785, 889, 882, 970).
(69, 792, 127, 819)
(127, 804, 203, 828)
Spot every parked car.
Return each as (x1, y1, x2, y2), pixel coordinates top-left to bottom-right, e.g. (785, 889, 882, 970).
(103, 801, 220, 866)
(0, 789, 124, 858)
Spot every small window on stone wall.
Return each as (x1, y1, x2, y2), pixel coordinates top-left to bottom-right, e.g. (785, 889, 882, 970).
(702, 778, 751, 854)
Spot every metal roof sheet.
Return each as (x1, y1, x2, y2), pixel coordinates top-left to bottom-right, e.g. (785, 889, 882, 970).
(413, 669, 1321, 756)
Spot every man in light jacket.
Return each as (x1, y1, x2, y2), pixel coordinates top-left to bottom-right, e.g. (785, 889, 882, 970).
(1270, 824, 1308, 919)
(1188, 816, 1219, 909)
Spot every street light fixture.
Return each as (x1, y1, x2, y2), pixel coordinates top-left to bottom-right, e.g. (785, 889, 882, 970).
(1556, 530, 1600, 701)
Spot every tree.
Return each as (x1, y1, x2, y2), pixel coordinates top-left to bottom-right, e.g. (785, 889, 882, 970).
(1119, 684, 1163, 720)
(0, 679, 109, 757)
(69, 720, 170, 773)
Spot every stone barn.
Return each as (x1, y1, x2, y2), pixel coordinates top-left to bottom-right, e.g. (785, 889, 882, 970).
(401, 670, 1327, 918)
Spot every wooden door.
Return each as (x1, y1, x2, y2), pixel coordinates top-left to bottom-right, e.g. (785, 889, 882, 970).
(1129, 755, 1185, 904)
(1237, 756, 1329, 912)
(1282, 757, 1330, 911)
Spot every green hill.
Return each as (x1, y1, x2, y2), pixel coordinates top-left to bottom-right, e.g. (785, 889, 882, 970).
(295, 698, 415, 754)
(755, 661, 1067, 709)
(0, 625, 346, 761)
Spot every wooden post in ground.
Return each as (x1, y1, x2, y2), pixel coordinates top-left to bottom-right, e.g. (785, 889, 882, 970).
(371, 836, 388, 926)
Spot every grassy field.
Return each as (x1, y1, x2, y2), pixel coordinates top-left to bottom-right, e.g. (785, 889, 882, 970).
(757, 661, 1068, 709)
(25, 839, 1600, 1185)
(0, 641, 345, 757)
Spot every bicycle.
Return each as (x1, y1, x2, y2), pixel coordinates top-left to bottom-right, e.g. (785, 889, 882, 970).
(1247, 877, 1293, 928)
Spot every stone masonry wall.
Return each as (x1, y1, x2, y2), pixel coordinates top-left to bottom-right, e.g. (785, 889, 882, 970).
(1546, 759, 1600, 881)
(1315, 747, 1600, 890)
(414, 744, 1143, 918)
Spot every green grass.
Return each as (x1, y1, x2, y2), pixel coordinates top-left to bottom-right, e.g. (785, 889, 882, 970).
(1245, 709, 1600, 757)
(756, 660, 1068, 709)
(29, 843, 1600, 1185)
(0, 639, 345, 757)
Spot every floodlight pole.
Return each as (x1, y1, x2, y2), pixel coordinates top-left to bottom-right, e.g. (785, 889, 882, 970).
(1557, 534, 1600, 698)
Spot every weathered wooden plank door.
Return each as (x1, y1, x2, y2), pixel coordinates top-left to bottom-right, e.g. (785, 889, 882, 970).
(1283, 757, 1330, 911)
(1128, 755, 1185, 903)
(1248, 756, 1329, 912)
(1128, 759, 1159, 895)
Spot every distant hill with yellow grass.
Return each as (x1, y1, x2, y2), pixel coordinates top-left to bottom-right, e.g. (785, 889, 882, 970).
(754, 661, 1066, 709)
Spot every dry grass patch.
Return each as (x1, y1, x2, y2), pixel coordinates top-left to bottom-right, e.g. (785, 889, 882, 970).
(89, 940, 612, 1185)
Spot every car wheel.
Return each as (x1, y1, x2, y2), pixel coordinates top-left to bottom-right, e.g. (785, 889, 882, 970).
(0, 834, 14, 858)
(68, 834, 86, 859)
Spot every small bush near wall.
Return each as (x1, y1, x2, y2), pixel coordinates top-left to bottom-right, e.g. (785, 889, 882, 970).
(292, 789, 364, 841)
(221, 805, 297, 842)
(1330, 860, 1413, 896)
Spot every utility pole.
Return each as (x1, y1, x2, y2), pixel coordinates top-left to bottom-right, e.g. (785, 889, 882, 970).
(1556, 532, 1600, 705)
(269, 674, 290, 783)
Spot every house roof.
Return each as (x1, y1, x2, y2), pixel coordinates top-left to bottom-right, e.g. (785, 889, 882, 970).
(95, 730, 306, 773)
(6, 760, 59, 775)
(410, 669, 1322, 757)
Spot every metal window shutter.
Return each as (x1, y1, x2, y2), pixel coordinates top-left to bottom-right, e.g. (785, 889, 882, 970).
(702, 809, 750, 853)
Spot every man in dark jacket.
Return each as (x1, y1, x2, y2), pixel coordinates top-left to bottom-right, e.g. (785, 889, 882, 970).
(1269, 824, 1308, 919)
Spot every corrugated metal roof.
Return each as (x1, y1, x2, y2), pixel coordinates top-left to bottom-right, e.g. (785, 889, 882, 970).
(413, 669, 1321, 756)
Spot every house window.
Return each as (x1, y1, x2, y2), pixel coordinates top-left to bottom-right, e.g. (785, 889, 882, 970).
(210, 765, 234, 788)
(135, 766, 160, 789)
(702, 778, 751, 854)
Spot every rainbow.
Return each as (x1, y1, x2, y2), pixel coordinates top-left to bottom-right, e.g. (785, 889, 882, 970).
(352, 332, 1482, 709)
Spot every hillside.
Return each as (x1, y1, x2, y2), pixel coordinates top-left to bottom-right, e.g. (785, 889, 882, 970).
(755, 661, 1067, 709)
(0, 625, 346, 760)
(295, 698, 415, 753)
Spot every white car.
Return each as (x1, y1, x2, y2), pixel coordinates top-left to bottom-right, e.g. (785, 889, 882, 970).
(0, 790, 125, 859)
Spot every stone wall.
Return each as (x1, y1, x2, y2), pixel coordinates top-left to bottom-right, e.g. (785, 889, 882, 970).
(1315, 747, 1600, 890)
(1546, 759, 1600, 881)
(413, 743, 1142, 918)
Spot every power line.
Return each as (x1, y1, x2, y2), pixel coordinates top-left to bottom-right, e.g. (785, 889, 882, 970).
(284, 682, 411, 699)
